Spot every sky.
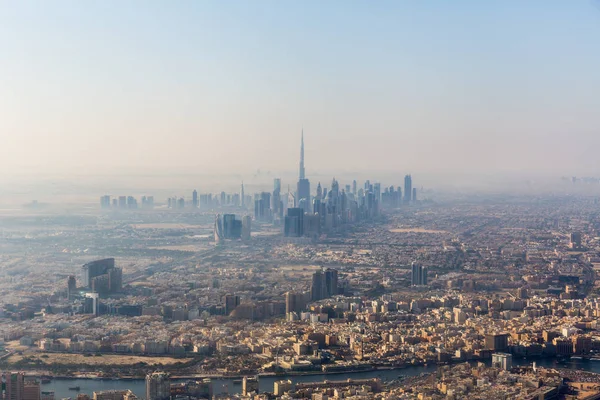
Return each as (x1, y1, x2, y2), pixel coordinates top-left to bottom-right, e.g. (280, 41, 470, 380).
(1, 0, 600, 178)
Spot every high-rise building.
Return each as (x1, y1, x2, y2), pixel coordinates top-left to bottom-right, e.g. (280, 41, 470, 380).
(82, 258, 122, 294)
(404, 175, 412, 203)
(411, 262, 427, 286)
(4, 372, 24, 400)
(214, 214, 243, 242)
(284, 208, 304, 237)
(254, 192, 271, 221)
(224, 294, 240, 315)
(146, 372, 170, 400)
(241, 182, 245, 208)
(297, 131, 311, 213)
(352, 180, 357, 194)
(100, 195, 111, 209)
(85, 293, 100, 315)
(242, 215, 252, 241)
(285, 292, 304, 314)
(412, 187, 417, 203)
(324, 268, 339, 297)
(311, 270, 327, 301)
(272, 178, 282, 217)
(67, 275, 77, 300)
(192, 190, 198, 208)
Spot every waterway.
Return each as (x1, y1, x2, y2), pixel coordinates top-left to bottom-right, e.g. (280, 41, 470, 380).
(40, 358, 600, 399)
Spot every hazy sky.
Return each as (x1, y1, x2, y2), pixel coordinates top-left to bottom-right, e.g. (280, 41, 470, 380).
(2, 1, 600, 177)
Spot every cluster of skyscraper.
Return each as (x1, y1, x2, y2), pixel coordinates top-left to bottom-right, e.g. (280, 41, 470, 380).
(100, 195, 154, 209)
(277, 132, 418, 238)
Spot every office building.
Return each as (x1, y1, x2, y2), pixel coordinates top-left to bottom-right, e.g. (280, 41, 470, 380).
(485, 333, 509, 351)
(85, 293, 100, 315)
(272, 178, 282, 218)
(411, 262, 427, 286)
(67, 275, 77, 300)
(492, 353, 513, 371)
(325, 268, 339, 297)
(146, 372, 170, 400)
(4, 372, 24, 400)
(242, 377, 259, 396)
(242, 215, 252, 241)
(311, 270, 328, 301)
(100, 195, 111, 209)
(284, 208, 304, 237)
(192, 190, 198, 208)
(404, 175, 412, 203)
(412, 187, 417, 202)
(82, 258, 122, 294)
(224, 294, 240, 315)
(285, 292, 305, 314)
(214, 214, 242, 242)
(254, 192, 271, 221)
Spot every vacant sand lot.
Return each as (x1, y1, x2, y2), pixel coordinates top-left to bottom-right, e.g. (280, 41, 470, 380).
(6, 352, 191, 366)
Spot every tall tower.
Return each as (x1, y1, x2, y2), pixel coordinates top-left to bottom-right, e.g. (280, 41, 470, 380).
(299, 129, 305, 180)
(241, 182, 245, 207)
(404, 175, 412, 204)
(296, 130, 311, 213)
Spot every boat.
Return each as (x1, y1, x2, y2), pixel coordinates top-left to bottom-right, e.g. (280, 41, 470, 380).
(232, 380, 241, 385)
(68, 387, 80, 391)
(590, 357, 600, 361)
(41, 378, 51, 384)
(572, 356, 583, 360)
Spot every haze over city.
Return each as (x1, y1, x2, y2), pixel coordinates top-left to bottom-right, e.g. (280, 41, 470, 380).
(2, 0, 600, 181)
(5, 3, 600, 400)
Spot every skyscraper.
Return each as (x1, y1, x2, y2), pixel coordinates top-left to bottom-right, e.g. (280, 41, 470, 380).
(272, 178, 282, 217)
(100, 195, 111, 209)
(67, 275, 77, 300)
(411, 262, 427, 286)
(284, 208, 304, 237)
(192, 190, 198, 208)
(297, 130, 311, 213)
(146, 372, 170, 400)
(241, 182, 245, 208)
(299, 129, 305, 180)
(4, 372, 24, 400)
(311, 270, 327, 301)
(82, 258, 122, 294)
(242, 215, 252, 241)
(404, 175, 412, 204)
(324, 268, 339, 297)
(285, 292, 304, 314)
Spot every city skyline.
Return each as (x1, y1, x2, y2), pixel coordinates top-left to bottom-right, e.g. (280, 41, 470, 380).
(2, 1, 600, 176)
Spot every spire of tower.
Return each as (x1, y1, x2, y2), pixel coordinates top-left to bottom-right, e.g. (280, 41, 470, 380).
(299, 129, 305, 180)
